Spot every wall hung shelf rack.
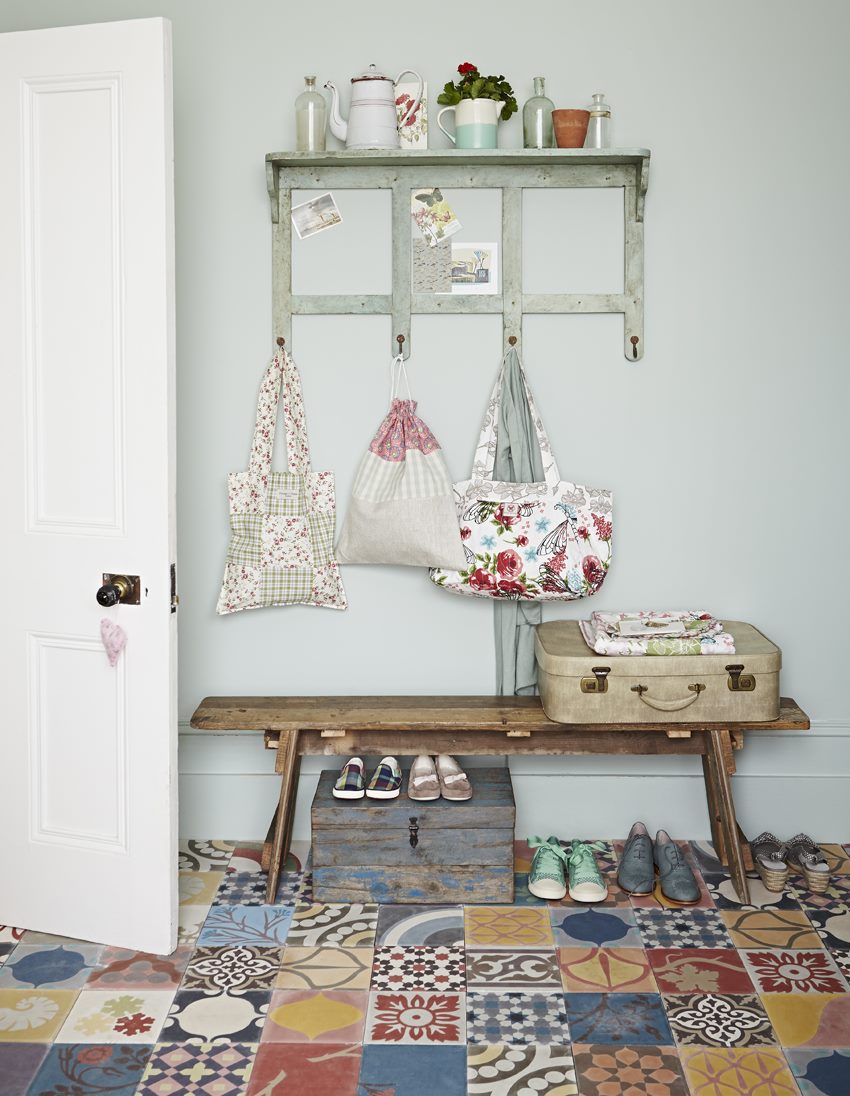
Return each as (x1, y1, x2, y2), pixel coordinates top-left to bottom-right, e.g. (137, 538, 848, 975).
(266, 147, 650, 360)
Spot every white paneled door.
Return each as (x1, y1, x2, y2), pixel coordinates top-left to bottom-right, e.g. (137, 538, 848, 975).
(0, 19, 177, 952)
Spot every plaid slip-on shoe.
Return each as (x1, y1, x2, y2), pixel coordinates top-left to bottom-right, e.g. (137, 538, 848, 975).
(366, 756, 402, 799)
(333, 756, 366, 799)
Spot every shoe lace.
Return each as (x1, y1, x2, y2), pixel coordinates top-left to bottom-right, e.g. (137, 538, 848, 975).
(569, 841, 602, 885)
(528, 837, 569, 881)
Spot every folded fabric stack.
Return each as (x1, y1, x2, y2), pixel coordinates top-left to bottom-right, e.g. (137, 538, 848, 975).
(579, 610, 736, 655)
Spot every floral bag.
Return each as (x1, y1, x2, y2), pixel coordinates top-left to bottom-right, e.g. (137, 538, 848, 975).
(429, 353, 613, 601)
(216, 347, 347, 614)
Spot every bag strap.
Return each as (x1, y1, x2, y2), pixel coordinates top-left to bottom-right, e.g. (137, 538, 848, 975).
(389, 353, 413, 402)
(471, 349, 560, 489)
(248, 348, 312, 477)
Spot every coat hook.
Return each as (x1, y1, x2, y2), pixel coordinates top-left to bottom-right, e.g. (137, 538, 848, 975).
(630, 335, 639, 359)
(508, 335, 517, 346)
(276, 336, 285, 348)
(396, 334, 405, 351)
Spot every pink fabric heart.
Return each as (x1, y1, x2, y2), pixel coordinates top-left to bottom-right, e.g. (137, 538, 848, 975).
(100, 618, 127, 667)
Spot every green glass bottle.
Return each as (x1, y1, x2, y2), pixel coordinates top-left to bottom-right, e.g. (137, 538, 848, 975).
(522, 76, 555, 149)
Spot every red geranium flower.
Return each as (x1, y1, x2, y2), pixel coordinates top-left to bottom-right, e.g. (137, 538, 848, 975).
(458, 62, 477, 75)
(496, 549, 523, 579)
(468, 568, 496, 592)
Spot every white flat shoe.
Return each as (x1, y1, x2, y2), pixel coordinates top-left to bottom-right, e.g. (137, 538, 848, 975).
(408, 755, 440, 801)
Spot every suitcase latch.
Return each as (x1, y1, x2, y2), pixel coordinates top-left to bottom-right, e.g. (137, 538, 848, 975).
(408, 817, 419, 849)
(581, 666, 611, 694)
(726, 664, 756, 692)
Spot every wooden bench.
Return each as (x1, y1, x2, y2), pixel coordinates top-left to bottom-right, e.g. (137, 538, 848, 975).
(190, 695, 810, 905)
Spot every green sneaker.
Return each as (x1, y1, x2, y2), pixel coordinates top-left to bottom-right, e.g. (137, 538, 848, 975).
(527, 836, 570, 900)
(568, 841, 608, 903)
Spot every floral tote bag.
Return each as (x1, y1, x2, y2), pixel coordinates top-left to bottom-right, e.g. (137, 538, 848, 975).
(216, 347, 347, 614)
(430, 353, 613, 601)
(335, 355, 467, 569)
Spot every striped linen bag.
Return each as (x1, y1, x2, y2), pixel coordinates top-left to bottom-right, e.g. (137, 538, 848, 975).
(335, 355, 466, 568)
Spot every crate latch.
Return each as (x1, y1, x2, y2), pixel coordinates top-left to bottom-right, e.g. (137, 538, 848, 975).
(726, 664, 756, 692)
(581, 666, 611, 694)
(408, 817, 419, 848)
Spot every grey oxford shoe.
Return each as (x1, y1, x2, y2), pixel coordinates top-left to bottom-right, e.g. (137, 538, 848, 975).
(654, 829, 700, 904)
(617, 821, 654, 895)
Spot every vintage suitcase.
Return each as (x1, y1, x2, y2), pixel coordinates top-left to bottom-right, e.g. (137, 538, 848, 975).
(311, 767, 515, 904)
(535, 620, 781, 724)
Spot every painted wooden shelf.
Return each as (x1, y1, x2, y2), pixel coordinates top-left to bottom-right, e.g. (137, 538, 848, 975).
(266, 147, 650, 360)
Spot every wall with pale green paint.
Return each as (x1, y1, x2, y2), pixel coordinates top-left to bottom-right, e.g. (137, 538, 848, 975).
(3, 0, 848, 841)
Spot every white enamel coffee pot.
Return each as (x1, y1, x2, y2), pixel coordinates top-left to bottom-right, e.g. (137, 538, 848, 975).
(326, 64, 423, 149)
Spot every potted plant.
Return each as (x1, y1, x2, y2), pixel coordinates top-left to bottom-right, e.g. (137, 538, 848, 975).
(436, 62, 517, 149)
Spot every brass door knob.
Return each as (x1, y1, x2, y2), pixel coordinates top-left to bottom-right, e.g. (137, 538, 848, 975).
(96, 575, 134, 606)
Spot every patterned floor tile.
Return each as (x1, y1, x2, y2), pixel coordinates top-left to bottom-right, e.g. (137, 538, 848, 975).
(264, 989, 367, 1043)
(786, 1047, 850, 1095)
(376, 905, 464, 947)
(0, 927, 26, 947)
(664, 993, 775, 1048)
(551, 908, 642, 948)
(273, 872, 306, 906)
(287, 903, 378, 948)
(647, 949, 754, 995)
(0, 989, 78, 1042)
(214, 872, 277, 907)
(467, 1043, 577, 1095)
(818, 845, 850, 876)
(719, 909, 824, 949)
(18, 931, 92, 947)
(466, 907, 554, 950)
(58, 989, 174, 1044)
(703, 872, 803, 912)
(178, 839, 235, 872)
(571, 1043, 688, 1095)
(178, 871, 222, 909)
(788, 876, 850, 911)
(760, 993, 850, 1047)
(629, 871, 716, 911)
(247, 1042, 361, 1096)
(830, 948, 850, 983)
(178, 907, 212, 947)
(366, 989, 465, 1044)
(276, 947, 374, 991)
(563, 992, 673, 1045)
(804, 907, 850, 950)
(227, 845, 265, 875)
(88, 946, 194, 991)
(689, 841, 724, 875)
(635, 910, 734, 949)
(0, 944, 103, 989)
(138, 1041, 255, 1094)
(740, 948, 849, 995)
(0, 1043, 49, 1095)
(512, 873, 548, 906)
(466, 950, 560, 991)
(371, 946, 465, 991)
(162, 989, 268, 1044)
(27, 1044, 152, 1096)
(514, 839, 534, 874)
(557, 948, 657, 993)
(0, 944, 14, 968)
(466, 990, 569, 1045)
(182, 946, 285, 993)
(358, 1044, 467, 1096)
(197, 906, 294, 948)
(680, 1046, 800, 1094)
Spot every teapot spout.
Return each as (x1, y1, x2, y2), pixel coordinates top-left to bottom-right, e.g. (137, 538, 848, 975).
(324, 81, 347, 143)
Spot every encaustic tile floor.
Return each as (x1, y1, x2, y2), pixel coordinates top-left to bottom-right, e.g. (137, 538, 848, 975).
(2, 840, 850, 1096)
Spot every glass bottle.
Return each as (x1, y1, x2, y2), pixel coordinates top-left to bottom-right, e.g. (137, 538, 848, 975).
(522, 77, 555, 149)
(295, 76, 326, 152)
(584, 92, 612, 148)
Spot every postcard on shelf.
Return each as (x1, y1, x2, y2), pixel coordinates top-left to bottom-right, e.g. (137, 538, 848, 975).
(450, 242, 499, 294)
(396, 80, 427, 149)
(291, 192, 343, 240)
(411, 187, 462, 247)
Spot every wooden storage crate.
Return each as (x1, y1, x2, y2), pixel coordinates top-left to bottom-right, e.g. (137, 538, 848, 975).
(311, 767, 515, 904)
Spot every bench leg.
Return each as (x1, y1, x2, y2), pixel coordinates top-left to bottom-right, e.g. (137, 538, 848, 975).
(264, 729, 300, 904)
(701, 753, 726, 862)
(706, 727, 750, 904)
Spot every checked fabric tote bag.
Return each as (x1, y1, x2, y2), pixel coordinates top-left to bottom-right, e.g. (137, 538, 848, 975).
(430, 351, 613, 601)
(216, 347, 347, 614)
(335, 354, 467, 569)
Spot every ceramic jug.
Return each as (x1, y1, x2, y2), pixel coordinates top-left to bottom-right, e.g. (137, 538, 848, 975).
(437, 99, 501, 149)
(326, 64, 423, 150)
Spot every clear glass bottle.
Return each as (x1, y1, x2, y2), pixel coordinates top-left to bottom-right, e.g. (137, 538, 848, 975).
(522, 76, 555, 149)
(584, 92, 612, 148)
(295, 76, 326, 152)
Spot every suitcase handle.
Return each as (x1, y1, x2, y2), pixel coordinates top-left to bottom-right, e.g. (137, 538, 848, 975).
(631, 683, 706, 711)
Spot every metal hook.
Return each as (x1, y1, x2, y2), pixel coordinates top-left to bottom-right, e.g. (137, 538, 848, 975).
(508, 335, 517, 347)
(396, 334, 405, 352)
(276, 336, 285, 348)
(630, 335, 639, 359)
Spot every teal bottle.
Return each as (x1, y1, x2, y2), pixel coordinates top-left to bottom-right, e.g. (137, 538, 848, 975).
(522, 76, 555, 149)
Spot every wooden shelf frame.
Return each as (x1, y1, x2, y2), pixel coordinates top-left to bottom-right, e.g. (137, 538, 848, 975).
(266, 147, 650, 361)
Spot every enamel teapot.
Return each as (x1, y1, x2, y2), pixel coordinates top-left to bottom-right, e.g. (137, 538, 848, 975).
(325, 64, 423, 150)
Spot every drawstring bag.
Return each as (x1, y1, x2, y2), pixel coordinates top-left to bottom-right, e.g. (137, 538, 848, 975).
(335, 355, 467, 569)
(430, 351, 613, 601)
(216, 347, 347, 614)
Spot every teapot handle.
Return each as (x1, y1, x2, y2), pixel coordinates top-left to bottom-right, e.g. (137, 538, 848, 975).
(395, 69, 423, 129)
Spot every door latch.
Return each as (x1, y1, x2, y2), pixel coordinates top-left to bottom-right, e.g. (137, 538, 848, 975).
(170, 563, 179, 614)
(408, 817, 419, 849)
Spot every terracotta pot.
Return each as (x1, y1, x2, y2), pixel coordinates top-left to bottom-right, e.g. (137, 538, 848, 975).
(552, 109, 590, 148)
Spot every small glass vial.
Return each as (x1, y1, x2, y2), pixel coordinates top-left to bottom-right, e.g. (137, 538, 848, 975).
(522, 76, 555, 149)
(295, 76, 326, 152)
(584, 92, 612, 148)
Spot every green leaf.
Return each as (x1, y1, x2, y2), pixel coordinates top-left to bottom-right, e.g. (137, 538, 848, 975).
(469, 77, 485, 99)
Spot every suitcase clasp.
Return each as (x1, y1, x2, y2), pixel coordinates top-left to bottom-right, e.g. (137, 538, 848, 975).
(726, 664, 756, 692)
(581, 666, 611, 694)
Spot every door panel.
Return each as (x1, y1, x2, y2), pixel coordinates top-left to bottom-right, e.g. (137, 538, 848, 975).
(0, 18, 177, 953)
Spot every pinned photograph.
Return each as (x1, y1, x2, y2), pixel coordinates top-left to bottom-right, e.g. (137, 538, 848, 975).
(411, 187, 462, 247)
(291, 192, 343, 240)
(450, 242, 499, 294)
